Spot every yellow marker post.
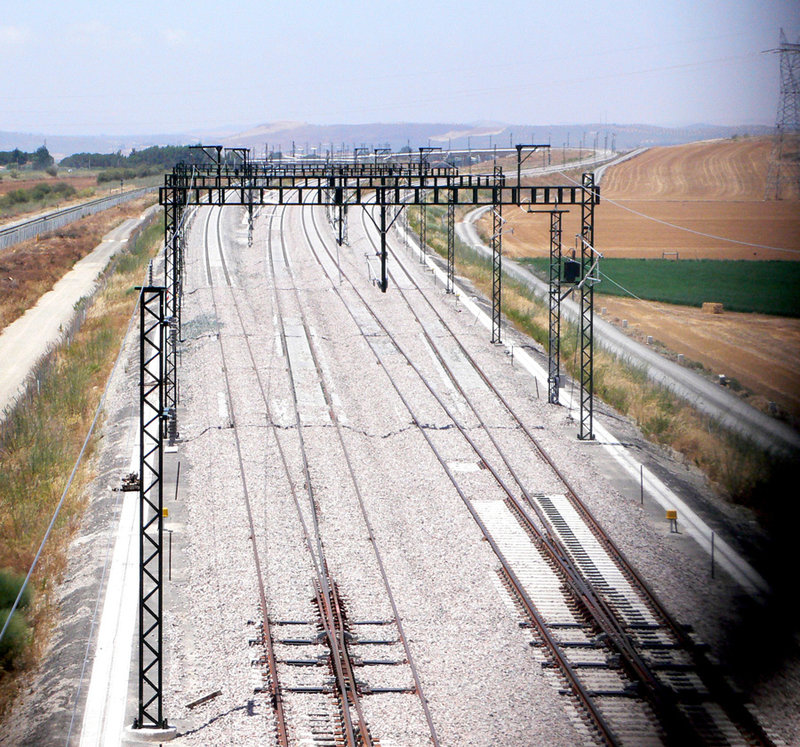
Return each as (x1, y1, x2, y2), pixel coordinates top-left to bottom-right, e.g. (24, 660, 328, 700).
(162, 507, 169, 518)
(666, 509, 678, 533)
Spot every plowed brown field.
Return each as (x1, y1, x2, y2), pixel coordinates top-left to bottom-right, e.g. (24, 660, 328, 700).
(480, 138, 800, 423)
(496, 137, 800, 261)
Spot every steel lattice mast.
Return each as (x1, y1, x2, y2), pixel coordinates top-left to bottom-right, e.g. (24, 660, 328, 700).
(765, 29, 800, 200)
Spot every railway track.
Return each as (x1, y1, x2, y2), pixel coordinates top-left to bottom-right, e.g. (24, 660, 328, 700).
(174, 194, 775, 744)
(195, 202, 439, 745)
(282, 197, 775, 746)
(0, 186, 156, 251)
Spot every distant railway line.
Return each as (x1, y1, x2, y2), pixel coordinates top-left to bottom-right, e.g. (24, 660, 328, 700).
(0, 186, 156, 251)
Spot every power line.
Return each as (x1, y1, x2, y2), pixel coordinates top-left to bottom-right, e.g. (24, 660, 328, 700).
(555, 169, 800, 256)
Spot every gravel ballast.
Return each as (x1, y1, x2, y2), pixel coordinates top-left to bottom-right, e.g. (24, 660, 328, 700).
(3, 196, 796, 746)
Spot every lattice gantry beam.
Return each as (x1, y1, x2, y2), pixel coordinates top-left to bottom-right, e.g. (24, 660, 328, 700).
(159, 178, 597, 207)
(446, 194, 455, 294)
(163, 182, 180, 444)
(419, 190, 428, 264)
(491, 166, 504, 344)
(548, 211, 564, 404)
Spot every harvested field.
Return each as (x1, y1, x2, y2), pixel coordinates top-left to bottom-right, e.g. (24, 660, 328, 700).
(601, 138, 778, 201)
(494, 137, 800, 262)
(598, 296, 800, 423)
(0, 197, 155, 329)
(476, 137, 800, 427)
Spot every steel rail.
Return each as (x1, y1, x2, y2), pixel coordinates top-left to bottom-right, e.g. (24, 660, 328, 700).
(375, 208, 775, 746)
(356, 206, 687, 725)
(309, 197, 755, 744)
(358, 204, 669, 741)
(277, 197, 441, 744)
(297, 202, 620, 744)
(200, 206, 289, 745)
(203, 200, 372, 745)
(359, 202, 774, 745)
(269, 201, 371, 747)
(207, 202, 368, 745)
(205, 201, 356, 744)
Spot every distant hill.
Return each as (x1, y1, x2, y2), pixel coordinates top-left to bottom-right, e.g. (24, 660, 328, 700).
(219, 122, 774, 155)
(0, 122, 773, 162)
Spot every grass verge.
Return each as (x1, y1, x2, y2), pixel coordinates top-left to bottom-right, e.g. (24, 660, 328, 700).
(0, 216, 162, 716)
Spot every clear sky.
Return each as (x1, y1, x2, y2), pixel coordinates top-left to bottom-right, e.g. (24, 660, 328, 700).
(1, 0, 797, 136)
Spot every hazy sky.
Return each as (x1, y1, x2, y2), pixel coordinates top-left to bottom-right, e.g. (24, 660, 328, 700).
(1, 1, 797, 135)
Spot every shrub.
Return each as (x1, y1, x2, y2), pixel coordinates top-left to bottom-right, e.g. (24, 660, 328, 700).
(0, 569, 31, 610)
(51, 182, 75, 197)
(0, 609, 31, 670)
(31, 184, 52, 201)
(45, 165, 58, 177)
(5, 189, 29, 204)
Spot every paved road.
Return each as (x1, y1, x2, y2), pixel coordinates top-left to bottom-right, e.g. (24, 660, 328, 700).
(457, 207, 800, 456)
(0, 205, 159, 418)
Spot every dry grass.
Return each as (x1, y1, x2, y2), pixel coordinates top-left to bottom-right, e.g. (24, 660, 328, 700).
(0, 219, 162, 716)
(0, 197, 155, 330)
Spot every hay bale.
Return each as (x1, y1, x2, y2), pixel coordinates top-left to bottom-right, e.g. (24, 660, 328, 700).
(702, 302, 723, 314)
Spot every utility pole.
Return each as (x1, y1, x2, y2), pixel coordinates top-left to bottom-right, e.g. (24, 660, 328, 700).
(515, 144, 550, 195)
(418, 147, 441, 263)
(491, 164, 504, 344)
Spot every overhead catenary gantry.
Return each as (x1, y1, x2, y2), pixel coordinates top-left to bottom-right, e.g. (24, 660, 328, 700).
(159, 148, 600, 397)
(159, 149, 599, 409)
(133, 147, 601, 732)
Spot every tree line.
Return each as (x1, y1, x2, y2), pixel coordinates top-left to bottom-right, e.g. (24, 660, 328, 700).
(0, 146, 54, 169)
(60, 145, 207, 170)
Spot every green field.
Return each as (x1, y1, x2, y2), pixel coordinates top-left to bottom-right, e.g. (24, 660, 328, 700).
(519, 258, 800, 317)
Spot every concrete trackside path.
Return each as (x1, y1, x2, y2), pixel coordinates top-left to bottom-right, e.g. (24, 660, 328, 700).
(0, 205, 159, 419)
